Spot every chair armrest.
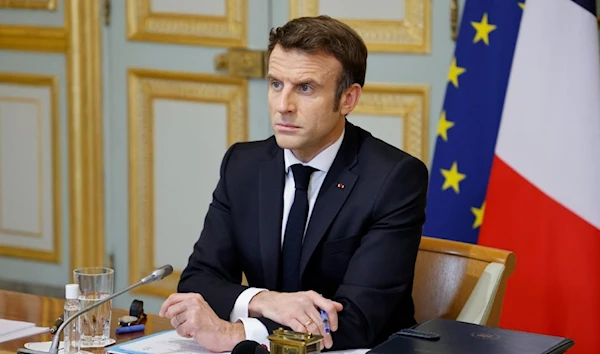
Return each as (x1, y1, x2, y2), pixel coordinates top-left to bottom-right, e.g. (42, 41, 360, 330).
(456, 262, 505, 325)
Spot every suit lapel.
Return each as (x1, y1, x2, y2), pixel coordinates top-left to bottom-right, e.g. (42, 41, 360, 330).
(299, 122, 360, 278)
(258, 147, 285, 290)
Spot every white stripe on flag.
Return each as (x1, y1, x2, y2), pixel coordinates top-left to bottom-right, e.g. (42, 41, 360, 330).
(494, 0, 600, 229)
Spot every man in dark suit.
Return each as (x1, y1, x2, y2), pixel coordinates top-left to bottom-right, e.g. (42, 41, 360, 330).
(159, 15, 429, 352)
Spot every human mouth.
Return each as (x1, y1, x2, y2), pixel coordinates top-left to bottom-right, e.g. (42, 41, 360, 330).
(275, 123, 301, 132)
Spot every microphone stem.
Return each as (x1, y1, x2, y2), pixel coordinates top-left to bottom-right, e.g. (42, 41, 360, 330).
(49, 280, 144, 354)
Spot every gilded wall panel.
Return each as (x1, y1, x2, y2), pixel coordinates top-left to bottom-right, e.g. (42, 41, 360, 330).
(128, 68, 247, 297)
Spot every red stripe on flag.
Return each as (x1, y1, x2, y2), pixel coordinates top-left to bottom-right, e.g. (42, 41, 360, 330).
(479, 156, 600, 353)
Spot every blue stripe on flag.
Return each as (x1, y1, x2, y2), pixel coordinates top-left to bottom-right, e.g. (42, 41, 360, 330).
(423, 0, 524, 244)
(570, 0, 597, 16)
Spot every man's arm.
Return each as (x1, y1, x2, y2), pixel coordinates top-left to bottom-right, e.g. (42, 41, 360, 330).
(329, 156, 428, 349)
(229, 289, 271, 347)
(177, 143, 249, 319)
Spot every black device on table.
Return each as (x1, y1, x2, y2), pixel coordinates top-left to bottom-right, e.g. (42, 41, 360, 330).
(118, 299, 147, 327)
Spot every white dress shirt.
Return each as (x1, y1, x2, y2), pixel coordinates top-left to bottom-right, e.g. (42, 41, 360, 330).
(228, 129, 345, 348)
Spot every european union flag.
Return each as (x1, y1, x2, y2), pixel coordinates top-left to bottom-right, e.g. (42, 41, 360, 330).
(423, 1, 525, 244)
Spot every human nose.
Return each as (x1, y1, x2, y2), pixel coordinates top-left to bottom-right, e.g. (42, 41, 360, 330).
(276, 89, 296, 114)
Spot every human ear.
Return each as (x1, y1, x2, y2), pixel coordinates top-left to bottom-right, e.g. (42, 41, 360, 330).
(339, 83, 362, 116)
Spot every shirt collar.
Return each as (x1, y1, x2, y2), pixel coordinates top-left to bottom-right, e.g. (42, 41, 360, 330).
(284, 128, 345, 174)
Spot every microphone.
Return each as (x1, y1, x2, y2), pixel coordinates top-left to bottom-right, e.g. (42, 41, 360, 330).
(232, 340, 270, 354)
(16, 265, 174, 354)
(140, 264, 173, 284)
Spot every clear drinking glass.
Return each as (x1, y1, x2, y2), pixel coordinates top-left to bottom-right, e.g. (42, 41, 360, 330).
(73, 267, 114, 347)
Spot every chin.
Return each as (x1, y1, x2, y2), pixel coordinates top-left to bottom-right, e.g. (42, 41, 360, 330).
(273, 133, 303, 151)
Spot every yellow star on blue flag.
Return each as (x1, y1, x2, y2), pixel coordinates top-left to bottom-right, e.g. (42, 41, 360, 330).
(423, 0, 524, 244)
(472, 13, 497, 45)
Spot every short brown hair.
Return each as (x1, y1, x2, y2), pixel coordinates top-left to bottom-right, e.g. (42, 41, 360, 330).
(266, 15, 368, 110)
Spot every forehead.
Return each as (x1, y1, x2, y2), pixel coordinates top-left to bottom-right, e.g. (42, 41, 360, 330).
(267, 45, 341, 81)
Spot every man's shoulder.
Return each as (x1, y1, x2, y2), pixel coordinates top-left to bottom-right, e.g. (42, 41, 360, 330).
(355, 125, 428, 173)
(223, 135, 281, 168)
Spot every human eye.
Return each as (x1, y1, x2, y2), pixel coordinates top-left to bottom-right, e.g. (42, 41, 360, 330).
(299, 84, 313, 93)
(270, 80, 282, 90)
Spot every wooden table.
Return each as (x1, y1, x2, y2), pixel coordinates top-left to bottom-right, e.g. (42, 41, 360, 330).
(0, 290, 171, 353)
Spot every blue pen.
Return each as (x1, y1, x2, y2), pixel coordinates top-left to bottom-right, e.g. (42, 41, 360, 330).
(116, 324, 145, 335)
(319, 309, 330, 334)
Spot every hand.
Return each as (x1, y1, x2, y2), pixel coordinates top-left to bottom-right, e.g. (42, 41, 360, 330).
(248, 290, 343, 349)
(159, 293, 245, 352)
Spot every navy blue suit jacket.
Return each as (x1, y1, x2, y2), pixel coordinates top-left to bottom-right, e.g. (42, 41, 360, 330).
(178, 120, 429, 350)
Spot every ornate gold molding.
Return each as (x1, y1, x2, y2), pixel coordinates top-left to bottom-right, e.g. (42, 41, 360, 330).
(0, 0, 105, 271)
(128, 68, 248, 297)
(0, 0, 56, 10)
(126, 0, 247, 48)
(0, 25, 67, 52)
(356, 84, 429, 164)
(65, 0, 105, 269)
(451, 0, 459, 41)
(0, 73, 61, 263)
(289, 0, 431, 53)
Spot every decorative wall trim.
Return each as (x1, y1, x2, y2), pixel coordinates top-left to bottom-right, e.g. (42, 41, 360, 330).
(0, 1, 105, 271)
(0, 25, 67, 52)
(0, 96, 43, 238)
(128, 68, 248, 297)
(356, 83, 430, 164)
(65, 0, 105, 270)
(0, 73, 61, 263)
(0, 0, 56, 10)
(289, 0, 431, 53)
(126, 0, 247, 48)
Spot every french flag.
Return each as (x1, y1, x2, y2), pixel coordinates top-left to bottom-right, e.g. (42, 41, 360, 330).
(478, 0, 600, 352)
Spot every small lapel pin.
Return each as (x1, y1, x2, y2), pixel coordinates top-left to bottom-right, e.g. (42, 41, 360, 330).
(337, 183, 345, 189)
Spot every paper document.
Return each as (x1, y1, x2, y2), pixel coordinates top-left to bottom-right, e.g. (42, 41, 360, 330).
(108, 329, 369, 354)
(107, 330, 226, 354)
(0, 319, 48, 343)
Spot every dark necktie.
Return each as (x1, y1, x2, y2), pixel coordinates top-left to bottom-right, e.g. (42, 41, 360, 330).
(279, 164, 317, 292)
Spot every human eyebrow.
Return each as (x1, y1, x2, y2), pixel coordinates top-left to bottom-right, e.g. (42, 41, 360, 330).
(266, 74, 280, 82)
(265, 75, 321, 89)
(295, 78, 321, 88)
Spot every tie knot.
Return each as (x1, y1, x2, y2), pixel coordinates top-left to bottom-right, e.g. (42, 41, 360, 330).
(291, 164, 317, 191)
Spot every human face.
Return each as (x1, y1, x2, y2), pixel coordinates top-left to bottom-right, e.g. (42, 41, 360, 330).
(267, 45, 361, 162)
